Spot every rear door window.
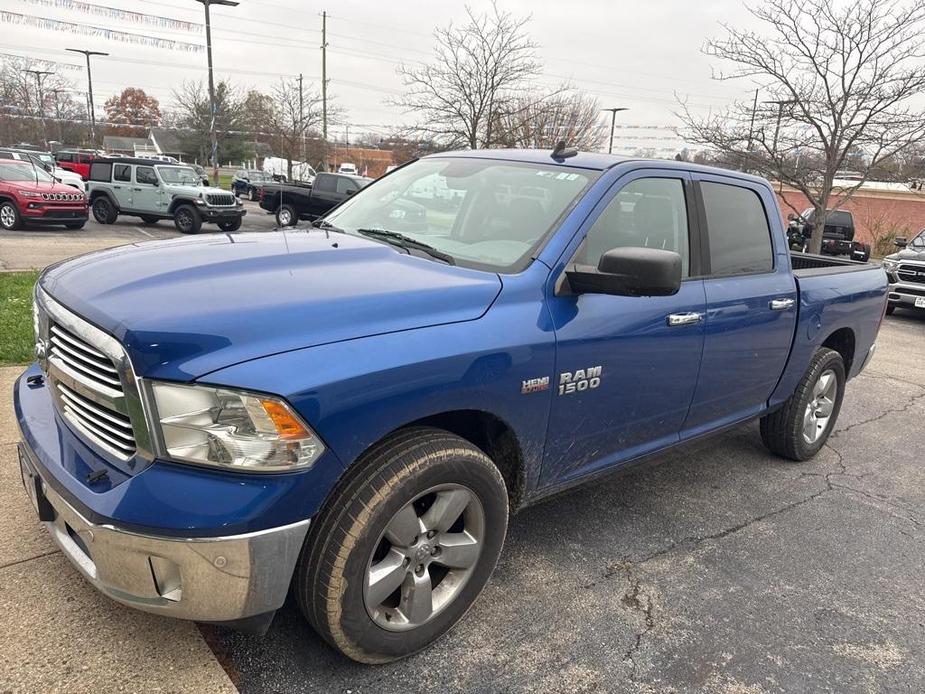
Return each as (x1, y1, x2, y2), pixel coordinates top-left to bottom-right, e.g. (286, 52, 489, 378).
(700, 181, 773, 276)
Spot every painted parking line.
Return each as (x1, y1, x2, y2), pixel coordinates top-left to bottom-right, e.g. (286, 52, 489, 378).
(133, 226, 155, 238)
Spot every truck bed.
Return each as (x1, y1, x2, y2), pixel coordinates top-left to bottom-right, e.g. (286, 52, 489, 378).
(790, 251, 871, 277)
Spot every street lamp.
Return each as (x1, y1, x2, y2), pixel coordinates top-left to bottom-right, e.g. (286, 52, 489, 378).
(66, 49, 108, 146)
(24, 69, 53, 148)
(602, 107, 629, 155)
(194, 0, 239, 185)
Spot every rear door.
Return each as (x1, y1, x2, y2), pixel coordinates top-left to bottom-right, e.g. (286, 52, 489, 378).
(681, 173, 797, 436)
(541, 169, 707, 485)
(111, 164, 134, 209)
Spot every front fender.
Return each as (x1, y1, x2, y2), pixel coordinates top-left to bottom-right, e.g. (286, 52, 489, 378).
(199, 263, 555, 504)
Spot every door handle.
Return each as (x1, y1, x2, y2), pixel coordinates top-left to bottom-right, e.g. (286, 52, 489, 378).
(113, 185, 121, 189)
(667, 312, 704, 327)
(133, 187, 142, 191)
(769, 298, 795, 311)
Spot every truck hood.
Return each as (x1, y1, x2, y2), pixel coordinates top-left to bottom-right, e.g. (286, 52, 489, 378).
(39, 231, 503, 380)
(886, 248, 925, 262)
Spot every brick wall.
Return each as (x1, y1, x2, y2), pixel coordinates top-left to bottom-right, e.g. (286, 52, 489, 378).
(775, 185, 925, 252)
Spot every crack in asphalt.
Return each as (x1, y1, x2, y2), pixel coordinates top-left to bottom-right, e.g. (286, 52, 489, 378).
(830, 390, 925, 439)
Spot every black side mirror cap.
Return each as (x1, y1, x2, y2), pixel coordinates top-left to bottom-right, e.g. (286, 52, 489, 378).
(564, 247, 682, 297)
(894, 237, 908, 247)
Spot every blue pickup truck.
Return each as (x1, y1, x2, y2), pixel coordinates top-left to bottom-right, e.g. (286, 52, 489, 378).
(15, 149, 887, 663)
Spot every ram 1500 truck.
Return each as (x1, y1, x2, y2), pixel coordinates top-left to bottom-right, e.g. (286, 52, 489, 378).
(882, 229, 925, 313)
(258, 171, 371, 227)
(15, 150, 887, 664)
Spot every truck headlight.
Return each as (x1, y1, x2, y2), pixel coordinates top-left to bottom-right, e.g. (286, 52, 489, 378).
(150, 382, 324, 472)
(882, 258, 899, 273)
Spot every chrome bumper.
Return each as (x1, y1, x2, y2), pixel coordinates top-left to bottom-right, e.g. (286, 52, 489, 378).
(18, 441, 309, 623)
(887, 283, 925, 306)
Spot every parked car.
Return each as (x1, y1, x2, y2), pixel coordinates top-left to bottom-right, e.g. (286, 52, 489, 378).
(882, 229, 925, 314)
(263, 157, 316, 184)
(0, 160, 87, 230)
(232, 169, 274, 200)
(337, 162, 359, 175)
(258, 171, 371, 226)
(0, 148, 85, 192)
(16, 150, 886, 665)
(54, 149, 99, 180)
(192, 164, 210, 186)
(787, 208, 871, 261)
(87, 157, 245, 233)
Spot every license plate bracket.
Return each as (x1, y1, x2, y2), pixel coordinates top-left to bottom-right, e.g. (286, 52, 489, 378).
(915, 297, 925, 309)
(18, 446, 56, 522)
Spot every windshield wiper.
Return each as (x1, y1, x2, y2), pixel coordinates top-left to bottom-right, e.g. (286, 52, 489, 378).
(356, 228, 456, 265)
(311, 218, 344, 232)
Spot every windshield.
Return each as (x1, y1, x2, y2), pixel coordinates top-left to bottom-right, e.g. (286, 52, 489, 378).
(156, 166, 201, 186)
(250, 171, 271, 182)
(0, 163, 53, 182)
(324, 157, 597, 271)
(910, 230, 925, 248)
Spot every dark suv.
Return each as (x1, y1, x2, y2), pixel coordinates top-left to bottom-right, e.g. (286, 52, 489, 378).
(232, 169, 273, 200)
(787, 208, 871, 262)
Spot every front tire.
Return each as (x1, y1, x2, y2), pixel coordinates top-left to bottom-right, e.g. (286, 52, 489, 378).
(760, 348, 846, 461)
(886, 304, 896, 316)
(276, 204, 298, 227)
(249, 187, 258, 201)
(0, 201, 22, 230)
(218, 217, 242, 232)
(173, 205, 202, 234)
(294, 427, 509, 663)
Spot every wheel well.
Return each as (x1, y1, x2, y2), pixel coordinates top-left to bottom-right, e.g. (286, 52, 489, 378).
(821, 327, 855, 374)
(169, 198, 197, 213)
(402, 410, 527, 510)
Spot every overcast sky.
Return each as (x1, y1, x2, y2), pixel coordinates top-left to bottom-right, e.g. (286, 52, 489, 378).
(1, 0, 762, 153)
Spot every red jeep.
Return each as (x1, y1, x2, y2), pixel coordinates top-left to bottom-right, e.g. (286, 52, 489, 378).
(0, 161, 88, 230)
(54, 149, 97, 180)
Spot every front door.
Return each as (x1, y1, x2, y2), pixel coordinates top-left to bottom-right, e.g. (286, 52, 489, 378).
(541, 170, 707, 486)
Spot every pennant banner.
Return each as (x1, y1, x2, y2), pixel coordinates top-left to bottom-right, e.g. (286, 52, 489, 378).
(0, 11, 205, 52)
(19, 0, 203, 33)
(0, 51, 84, 70)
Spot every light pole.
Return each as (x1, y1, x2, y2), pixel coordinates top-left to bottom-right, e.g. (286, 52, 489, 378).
(602, 107, 628, 154)
(24, 69, 54, 148)
(194, 0, 239, 186)
(66, 49, 108, 147)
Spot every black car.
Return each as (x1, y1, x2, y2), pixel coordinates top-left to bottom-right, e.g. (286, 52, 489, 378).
(787, 208, 870, 262)
(232, 169, 273, 200)
(259, 172, 371, 226)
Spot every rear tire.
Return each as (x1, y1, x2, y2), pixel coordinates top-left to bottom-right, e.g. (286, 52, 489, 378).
(294, 427, 509, 664)
(173, 205, 201, 234)
(276, 204, 298, 227)
(0, 201, 22, 230)
(249, 188, 258, 201)
(760, 348, 846, 461)
(91, 197, 117, 224)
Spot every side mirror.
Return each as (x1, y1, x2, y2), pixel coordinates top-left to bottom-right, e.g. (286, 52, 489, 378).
(346, 189, 356, 196)
(894, 237, 908, 248)
(565, 247, 682, 297)
(787, 213, 797, 221)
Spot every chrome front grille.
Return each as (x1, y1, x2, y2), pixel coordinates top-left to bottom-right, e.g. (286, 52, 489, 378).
(35, 288, 154, 466)
(206, 193, 236, 206)
(58, 383, 136, 458)
(49, 324, 122, 391)
(897, 264, 925, 285)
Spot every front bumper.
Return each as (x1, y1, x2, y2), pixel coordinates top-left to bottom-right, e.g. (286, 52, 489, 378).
(22, 205, 88, 223)
(200, 206, 246, 222)
(17, 437, 309, 623)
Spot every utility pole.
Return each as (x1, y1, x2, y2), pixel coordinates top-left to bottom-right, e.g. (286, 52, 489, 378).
(50, 89, 64, 144)
(763, 99, 798, 157)
(746, 89, 759, 152)
(601, 107, 628, 155)
(25, 69, 53, 149)
(298, 72, 304, 163)
(66, 48, 108, 147)
(195, 0, 239, 185)
(321, 10, 328, 170)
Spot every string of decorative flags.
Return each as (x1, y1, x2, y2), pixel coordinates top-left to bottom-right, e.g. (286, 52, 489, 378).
(18, 0, 203, 33)
(0, 51, 84, 70)
(0, 11, 206, 52)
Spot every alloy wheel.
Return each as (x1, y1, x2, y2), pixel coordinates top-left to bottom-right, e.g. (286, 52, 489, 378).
(364, 484, 485, 632)
(802, 368, 837, 443)
(0, 205, 15, 229)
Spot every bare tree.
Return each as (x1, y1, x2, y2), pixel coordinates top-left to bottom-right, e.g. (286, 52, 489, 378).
(263, 77, 325, 180)
(678, 0, 925, 253)
(495, 88, 607, 151)
(169, 79, 250, 164)
(393, 2, 540, 149)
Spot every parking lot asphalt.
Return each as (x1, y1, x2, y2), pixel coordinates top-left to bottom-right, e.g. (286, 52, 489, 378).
(210, 312, 925, 694)
(0, 199, 271, 271)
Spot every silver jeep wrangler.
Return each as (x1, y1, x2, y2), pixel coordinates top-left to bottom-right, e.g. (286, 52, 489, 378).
(87, 158, 245, 234)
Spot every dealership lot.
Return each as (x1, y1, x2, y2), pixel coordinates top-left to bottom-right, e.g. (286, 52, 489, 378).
(0, 199, 270, 271)
(1, 227, 923, 693)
